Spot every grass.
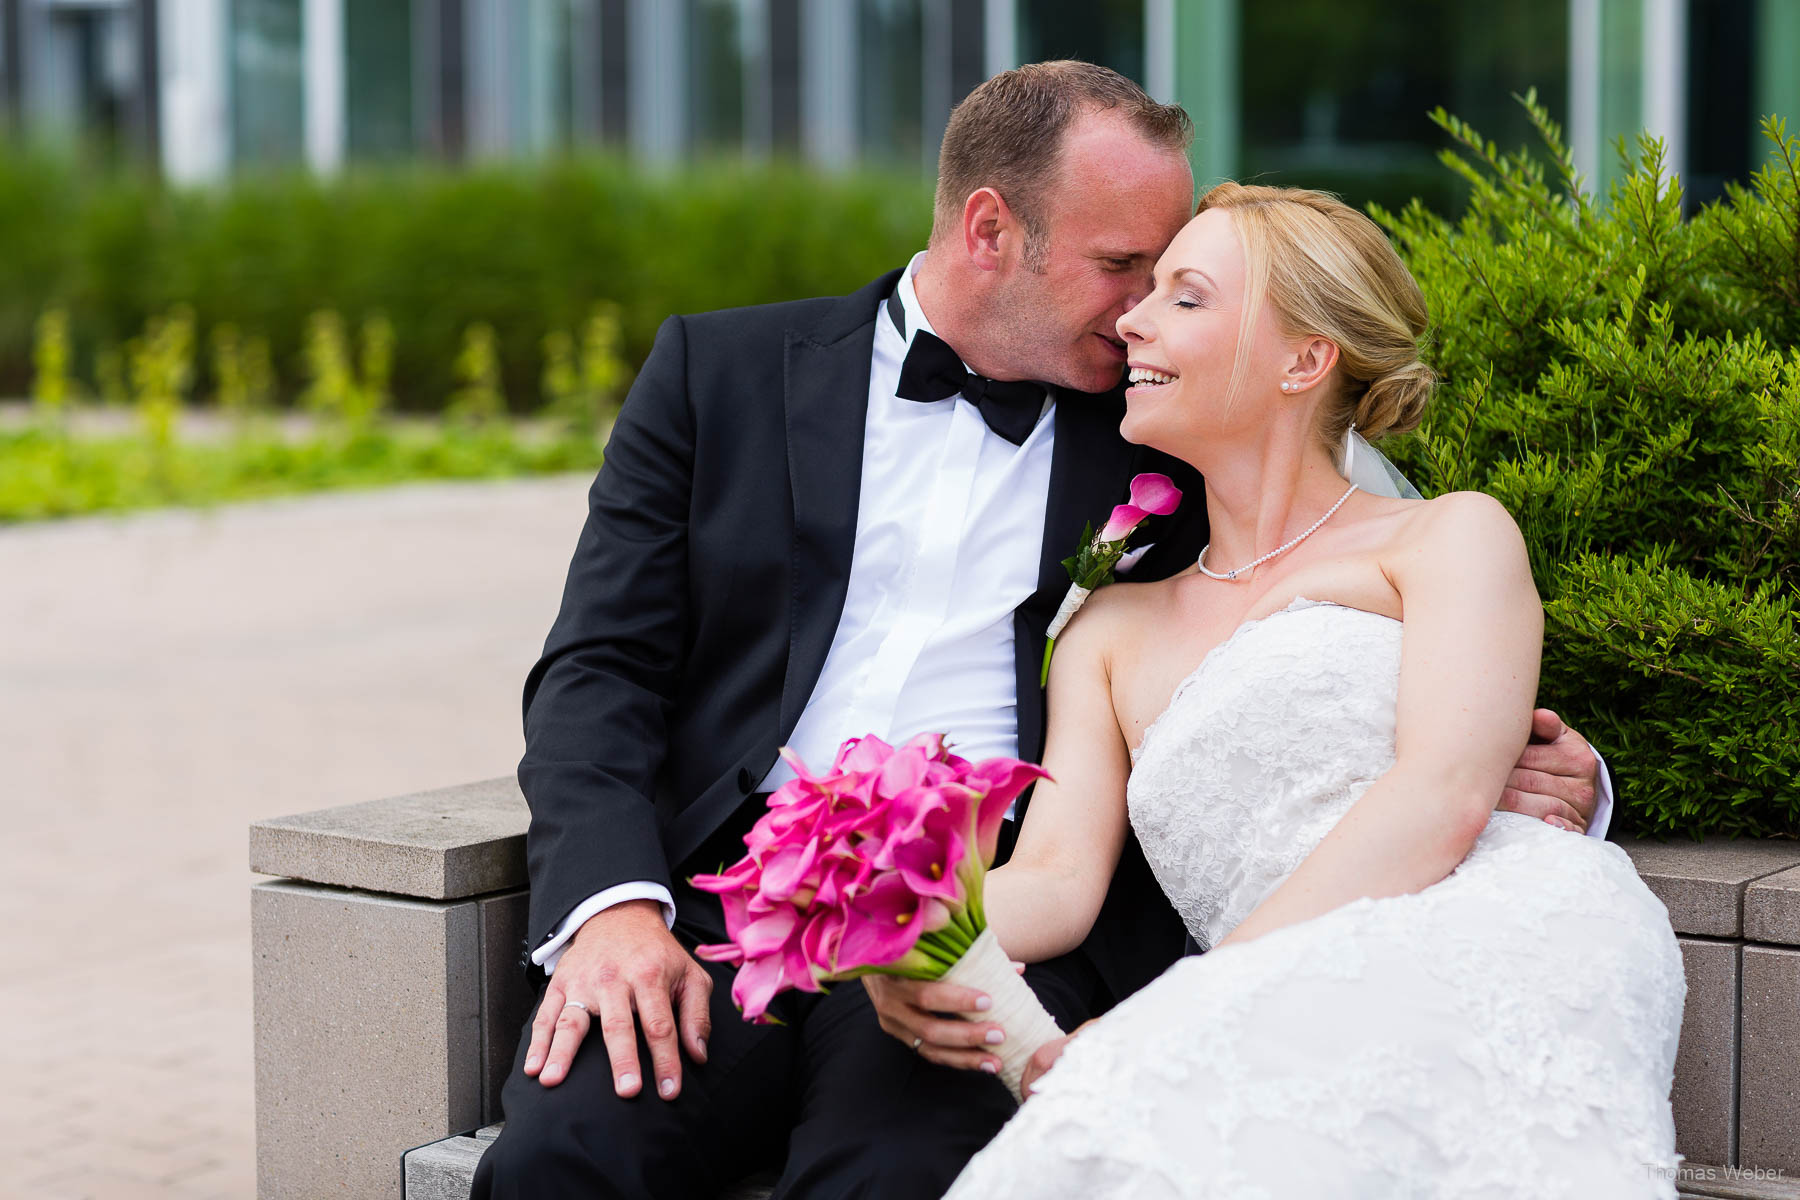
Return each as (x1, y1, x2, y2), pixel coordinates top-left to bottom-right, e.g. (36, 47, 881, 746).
(0, 417, 605, 522)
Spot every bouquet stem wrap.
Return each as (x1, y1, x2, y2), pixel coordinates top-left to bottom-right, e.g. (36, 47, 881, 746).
(941, 927, 1063, 1102)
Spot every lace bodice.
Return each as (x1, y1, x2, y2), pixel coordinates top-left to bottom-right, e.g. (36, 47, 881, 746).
(1129, 598, 1400, 951)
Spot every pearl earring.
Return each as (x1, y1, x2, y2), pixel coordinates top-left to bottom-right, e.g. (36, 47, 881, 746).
(1280, 382, 1292, 392)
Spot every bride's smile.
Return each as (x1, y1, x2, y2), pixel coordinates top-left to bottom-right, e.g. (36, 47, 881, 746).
(1114, 207, 1337, 476)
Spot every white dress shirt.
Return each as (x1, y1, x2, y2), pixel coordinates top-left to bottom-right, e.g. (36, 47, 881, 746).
(533, 255, 1617, 975)
(536, 253, 1056, 973)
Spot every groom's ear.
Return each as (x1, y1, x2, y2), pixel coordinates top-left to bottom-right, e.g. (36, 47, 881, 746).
(964, 187, 1013, 272)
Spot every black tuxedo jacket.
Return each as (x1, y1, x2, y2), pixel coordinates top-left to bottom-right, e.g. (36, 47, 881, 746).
(518, 270, 1211, 1001)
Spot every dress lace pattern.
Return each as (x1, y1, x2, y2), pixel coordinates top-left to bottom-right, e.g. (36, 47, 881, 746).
(946, 599, 1686, 1199)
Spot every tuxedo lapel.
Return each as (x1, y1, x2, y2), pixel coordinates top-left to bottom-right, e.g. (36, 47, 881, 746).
(778, 273, 898, 736)
(1032, 386, 1134, 616)
(1011, 385, 1134, 766)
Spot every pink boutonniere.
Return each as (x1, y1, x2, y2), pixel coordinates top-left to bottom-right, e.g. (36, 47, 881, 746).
(1040, 473, 1182, 684)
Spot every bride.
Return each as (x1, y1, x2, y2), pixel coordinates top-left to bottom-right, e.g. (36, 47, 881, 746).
(898, 183, 1685, 1197)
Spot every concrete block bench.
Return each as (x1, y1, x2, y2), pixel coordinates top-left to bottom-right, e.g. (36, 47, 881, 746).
(401, 1122, 777, 1200)
(250, 780, 1800, 1198)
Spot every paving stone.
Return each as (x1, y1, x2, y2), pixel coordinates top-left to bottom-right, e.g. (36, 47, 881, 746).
(253, 880, 483, 1200)
(249, 777, 529, 901)
(1741, 945, 1800, 1174)
(1622, 840, 1800, 937)
(1, 476, 593, 1198)
(29, 1166, 178, 1200)
(1674, 937, 1743, 1169)
(1747, 866, 1800, 947)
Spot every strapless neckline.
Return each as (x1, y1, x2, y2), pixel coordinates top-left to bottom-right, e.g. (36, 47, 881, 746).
(1132, 597, 1401, 766)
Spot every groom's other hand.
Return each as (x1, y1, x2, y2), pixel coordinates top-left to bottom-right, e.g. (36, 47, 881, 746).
(1497, 708, 1599, 833)
(523, 899, 712, 1099)
(863, 976, 1008, 1074)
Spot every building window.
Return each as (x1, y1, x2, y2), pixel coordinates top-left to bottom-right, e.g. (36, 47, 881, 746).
(689, 0, 752, 152)
(230, 0, 305, 168)
(857, 0, 923, 166)
(1686, 0, 1753, 209)
(1017, 0, 1145, 85)
(1238, 0, 1568, 215)
(769, 0, 801, 152)
(346, 0, 415, 161)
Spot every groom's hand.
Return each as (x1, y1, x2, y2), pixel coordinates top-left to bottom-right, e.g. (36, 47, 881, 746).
(1497, 708, 1600, 833)
(523, 899, 712, 1100)
(863, 975, 1009, 1074)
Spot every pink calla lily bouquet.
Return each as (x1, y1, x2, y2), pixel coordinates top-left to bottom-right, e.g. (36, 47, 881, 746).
(692, 732, 1060, 1099)
(1040, 472, 1182, 684)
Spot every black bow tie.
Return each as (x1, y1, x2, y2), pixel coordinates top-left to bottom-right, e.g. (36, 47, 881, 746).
(889, 293, 1046, 446)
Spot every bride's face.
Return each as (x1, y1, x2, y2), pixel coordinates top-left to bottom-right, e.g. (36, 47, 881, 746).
(1115, 208, 1292, 450)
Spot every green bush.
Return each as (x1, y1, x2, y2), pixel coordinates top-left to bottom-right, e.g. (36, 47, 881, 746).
(1380, 97, 1799, 839)
(0, 155, 931, 410)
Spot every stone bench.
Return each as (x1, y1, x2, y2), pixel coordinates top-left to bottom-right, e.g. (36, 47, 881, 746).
(250, 780, 1800, 1198)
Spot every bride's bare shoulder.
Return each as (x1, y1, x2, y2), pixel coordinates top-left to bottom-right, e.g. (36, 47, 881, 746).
(1403, 491, 1523, 540)
(1056, 574, 1186, 658)
(1386, 491, 1532, 585)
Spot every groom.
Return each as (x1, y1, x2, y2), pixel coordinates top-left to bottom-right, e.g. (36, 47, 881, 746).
(473, 61, 1608, 1199)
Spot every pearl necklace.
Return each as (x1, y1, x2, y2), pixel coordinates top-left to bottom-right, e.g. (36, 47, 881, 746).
(1197, 483, 1360, 582)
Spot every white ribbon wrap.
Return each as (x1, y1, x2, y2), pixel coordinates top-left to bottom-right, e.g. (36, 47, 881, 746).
(1044, 583, 1092, 642)
(940, 927, 1064, 1102)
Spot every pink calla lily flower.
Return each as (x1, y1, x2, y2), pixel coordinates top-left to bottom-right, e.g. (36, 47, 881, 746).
(892, 817, 967, 902)
(1099, 473, 1181, 542)
(836, 733, 894, 774)
(759, 842, 819, 901)
(802, 907, 847, 974)
(730, 953, 787, 1022)
(737, 907, 801, 958)
(694, 940, 744, 965)
(1099, 502, 1150, 543)
(694, 730, 1055, 1023)
(1129, 472, 1182, 515)
(966, 760, 1052, 862)
(877, 743, 932, 797)
(836, 874, 931, 971)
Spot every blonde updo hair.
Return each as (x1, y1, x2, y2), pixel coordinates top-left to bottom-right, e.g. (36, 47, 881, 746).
(1196, 181, 1434, 444)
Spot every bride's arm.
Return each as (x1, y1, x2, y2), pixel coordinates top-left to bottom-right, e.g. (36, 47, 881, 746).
(979, 589, 1136, 962)
(1214, 492, 1542, 952)
(861, 589, 1135, 1071)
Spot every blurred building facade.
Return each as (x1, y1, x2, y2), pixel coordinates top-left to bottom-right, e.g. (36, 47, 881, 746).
(1, 0, 1795, 208)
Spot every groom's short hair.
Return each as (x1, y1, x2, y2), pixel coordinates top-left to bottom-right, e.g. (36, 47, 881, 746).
(933, 60, 1192, 270)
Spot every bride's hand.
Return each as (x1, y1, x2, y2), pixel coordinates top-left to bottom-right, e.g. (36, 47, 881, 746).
(863, 972, 1016, 1074)
(1019, 1019, 1096, 1098)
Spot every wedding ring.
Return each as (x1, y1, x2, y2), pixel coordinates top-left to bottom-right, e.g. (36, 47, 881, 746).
(562, 1000, 589, 1013)
(911, 1036, 924, 1052)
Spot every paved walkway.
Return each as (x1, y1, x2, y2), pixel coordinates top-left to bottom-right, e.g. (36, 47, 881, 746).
(0, 475, 596, 1199)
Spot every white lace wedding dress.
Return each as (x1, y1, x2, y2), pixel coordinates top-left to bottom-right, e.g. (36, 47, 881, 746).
(946, 599, 1686, 1200)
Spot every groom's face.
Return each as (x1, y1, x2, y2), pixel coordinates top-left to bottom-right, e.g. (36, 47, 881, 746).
(987, 113, 1195, 394)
